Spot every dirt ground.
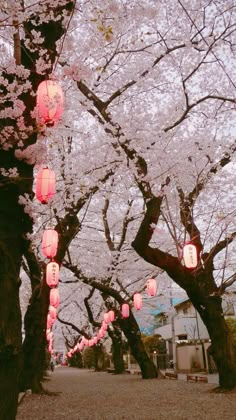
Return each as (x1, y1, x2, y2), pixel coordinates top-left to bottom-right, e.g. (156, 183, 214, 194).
(16, 367, 236, 420)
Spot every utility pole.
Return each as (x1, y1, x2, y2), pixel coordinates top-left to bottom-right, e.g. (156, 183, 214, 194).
(170, 281, 176, 371)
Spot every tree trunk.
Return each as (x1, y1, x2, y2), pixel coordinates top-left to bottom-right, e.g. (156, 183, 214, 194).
(19, 279, 50, 393)
(194, 295, 236, 389)
(132, 196, 236, 389)
(0, 163, 33, 418)
(117, 311, 157, 379)
(108, 325, 125, 374)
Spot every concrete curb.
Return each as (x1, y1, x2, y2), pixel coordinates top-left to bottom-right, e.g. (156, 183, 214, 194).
(163, 370, 219, 385)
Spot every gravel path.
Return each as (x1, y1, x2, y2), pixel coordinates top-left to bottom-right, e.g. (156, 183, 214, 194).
(16, 367, 236, 420)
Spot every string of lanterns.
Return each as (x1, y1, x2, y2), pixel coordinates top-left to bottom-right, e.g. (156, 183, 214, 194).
(66, 279, 158, 358)
(35, 78, 64, 355)
(65, 245, 198, 358)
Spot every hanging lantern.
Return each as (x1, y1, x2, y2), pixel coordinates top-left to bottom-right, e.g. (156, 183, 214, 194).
(102, 321, 108, 331)
(98, 329, 105, 338)
(146, 278, 157, 297)
(36, 80, 63, 126)
(48, 342, 53, 353)
(50, 288, 60, 308)
(49, 305, 57, 320)
(46, 331, 53, 342)
(133, 293, 142, 310)
(46, 261, 59, 287)
(42, 229, 58, 259)
(36, 168, 56, 204)
(108, 310, 115, 322)
(121, 303, 129, 318)
(89, 339, 95, 347)
(183, 243, 198, 269)
(93, 337, 98, 345)
(78, 342, 83, 351)
(47, 314, 53, 329)
(104, 312, 110, 324)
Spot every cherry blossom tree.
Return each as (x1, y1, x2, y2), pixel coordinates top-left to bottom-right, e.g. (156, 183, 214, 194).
(60, 1, 236, 389)
(0, 1, 75, 417)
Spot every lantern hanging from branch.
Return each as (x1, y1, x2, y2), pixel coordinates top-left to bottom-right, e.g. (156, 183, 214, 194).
(49, 305, 57, 320)
(46, 261, 59, 287)
(46, 331, 53, 342)
(49, 288, 60, 308)
(108, 310, 115, 322)
(133, 293, 142, 310)
(36, 168, 56, 204)
(121, 303, 129, 318)
(42, 229, 58, 259)
(102, 321, 108, 331)
(146, 278, 157, 297)
(36, 80, 63, 126)
(183, 243, 198, 269)
(104, 312, 110, 324)
(89, 339, 95, 347)
(47, 314, 53, 329)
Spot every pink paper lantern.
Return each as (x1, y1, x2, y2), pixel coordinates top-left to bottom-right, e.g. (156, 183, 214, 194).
(46, 261, 59, 287)
(102, 321, 108, 331)
(49, 305, 57, 320)
(78, 342, 84, 351)
(146, 278, 157, 297)
(108, 310, 115, 322)
(50, 288, 60, 308)
(121, 303, 129, 318)
(36, 80, 63, 126)
(42, 229, 58, 259)
(89, 339, 95, 347)
(98, 329, 105, 338)
(36, 168, 56, 204)
(104, 312, 110, 323)
(48, 340, 53, 353)
(93, 337, 98, 345)
(133, 293, 142, 310)
(183, 243, 198, 269)
(46, 331, 53, 342)
(47, 314, 53, 329)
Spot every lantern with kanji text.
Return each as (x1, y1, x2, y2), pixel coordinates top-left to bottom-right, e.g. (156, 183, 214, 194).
(183, 243, 198, 269)
(36, 80, 63, 126)
(46, 261, 59, 287)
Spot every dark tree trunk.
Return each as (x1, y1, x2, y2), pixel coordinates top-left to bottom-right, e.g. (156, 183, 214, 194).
(0, 158, 34, 419)
(19, 279, 50, 393)
(194, 295, 236, 389)
(117, 311, 157, 379)
(132, 196, 236, 389)
(108, 325, 125, 374)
